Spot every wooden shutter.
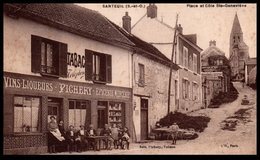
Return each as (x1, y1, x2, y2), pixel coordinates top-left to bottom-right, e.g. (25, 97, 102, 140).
(85, 49, 93, 81)
(59, 42, 68, 77)
(106, 54, 112, 83)
(31, 35, 42, 73)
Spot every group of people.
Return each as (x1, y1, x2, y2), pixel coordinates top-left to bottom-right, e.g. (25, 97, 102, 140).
(47, 116, 131, 153)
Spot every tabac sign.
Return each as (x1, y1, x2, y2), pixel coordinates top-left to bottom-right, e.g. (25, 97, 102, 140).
(3, 72, 131, 100)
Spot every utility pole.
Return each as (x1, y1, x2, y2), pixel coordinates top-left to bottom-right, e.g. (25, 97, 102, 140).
(167, 13, 179, 115)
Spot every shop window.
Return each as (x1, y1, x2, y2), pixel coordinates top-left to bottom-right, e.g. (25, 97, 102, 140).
(182, 79, 189, 99)
(108, 102, 125, 128)
(138, 63, 145, 87)
(31, 35, 68, 77)
(69, 100, 90, 129)
(85, 49, 112, 83)
(14, 96, 40, 133)
(193, 54, 197, 73)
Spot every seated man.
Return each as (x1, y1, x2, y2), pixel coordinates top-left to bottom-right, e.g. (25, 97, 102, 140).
(101, 124, 114, 150)
(66, 125, 78, 152)
(86, 124, 97, 150)
(75, 125, 88, 152)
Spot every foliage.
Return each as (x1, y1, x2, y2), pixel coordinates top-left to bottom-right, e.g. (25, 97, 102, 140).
(209, 82, 238, 107)
(158, 112, 211, 132)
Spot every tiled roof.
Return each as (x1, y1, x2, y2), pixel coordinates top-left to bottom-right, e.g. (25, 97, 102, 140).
(110, 21, 180, 70)
(4, 3, 134, 47)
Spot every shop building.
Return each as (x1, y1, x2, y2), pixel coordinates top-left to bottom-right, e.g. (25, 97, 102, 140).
(4, 4, 134, 154)
(131, 4, 203, 113)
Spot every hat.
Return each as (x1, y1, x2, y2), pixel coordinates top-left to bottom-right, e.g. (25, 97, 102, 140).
(50, 116, 56, 119)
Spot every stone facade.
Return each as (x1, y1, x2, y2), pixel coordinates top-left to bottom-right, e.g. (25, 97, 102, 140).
(132, 54, 178, 141)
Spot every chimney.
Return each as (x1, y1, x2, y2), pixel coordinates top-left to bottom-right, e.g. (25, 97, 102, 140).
(209, 40, 216, 47)
(122, 12, 131, 33)
(147, 3, 157, 18)
(177, 24, 183, 34)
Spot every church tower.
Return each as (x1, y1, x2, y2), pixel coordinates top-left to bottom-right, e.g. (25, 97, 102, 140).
(229, 13, 249, 81)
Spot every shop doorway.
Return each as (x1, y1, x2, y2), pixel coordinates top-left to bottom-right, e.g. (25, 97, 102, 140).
(97, 101, 108, 129)
(47, 98, 61, 123)
(140, 98, 148, 140)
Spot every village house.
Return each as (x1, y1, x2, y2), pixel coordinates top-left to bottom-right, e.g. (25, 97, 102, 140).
(229, 13, 250, 82)
(131, 4, 203, 113)
(115, 12, 180, 141)
(3, 4, 135, 154)
(201, 40, 231, 108)
(244, 57, 256, 85)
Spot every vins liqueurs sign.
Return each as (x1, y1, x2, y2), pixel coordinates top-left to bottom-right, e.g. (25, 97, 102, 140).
(3, 73, 131, 99)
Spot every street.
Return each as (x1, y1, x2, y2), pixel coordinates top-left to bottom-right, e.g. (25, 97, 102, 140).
(50, 82, 256, 155)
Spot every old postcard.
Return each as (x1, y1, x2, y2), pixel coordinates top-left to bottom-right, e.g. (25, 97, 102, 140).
(3, 3, 256, 155)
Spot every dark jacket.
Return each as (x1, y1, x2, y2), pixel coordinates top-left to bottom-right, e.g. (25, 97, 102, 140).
(101, 128, 112, 136)
(86, 129, 96, 137)
(66, 130, 77, 141)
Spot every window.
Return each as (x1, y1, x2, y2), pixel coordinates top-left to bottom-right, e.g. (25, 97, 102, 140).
(69, 100, 90, 129)
(182, 79, 189, 99)
(192, 82, 199, 100)
(31, 35, 67, 77)
(14, 96, 40, 132)
(138, 63, 145, 87)
(183, 47, 188, 68)
(85, 49, 112, 83)
(179, 47, 183, 65)
(193, 54, 197, 73)
(188, 55, 193, 70)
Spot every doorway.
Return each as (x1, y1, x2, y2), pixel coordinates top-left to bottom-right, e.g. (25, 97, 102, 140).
(97, 101, 108, 129)
(47, 98, 61, 123)
(140, 98, 148, 140)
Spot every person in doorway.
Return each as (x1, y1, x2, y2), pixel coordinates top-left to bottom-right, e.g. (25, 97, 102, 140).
(101, 124, 114, 150)
(58, 120, 65, 137)
(169, 122, 179, 145)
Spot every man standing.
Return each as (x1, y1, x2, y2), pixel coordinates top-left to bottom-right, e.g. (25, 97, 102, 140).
(169, 122, 179, 145)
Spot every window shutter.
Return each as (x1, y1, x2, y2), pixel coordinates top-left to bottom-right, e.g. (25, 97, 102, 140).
(59, 42, 68, 77)
(106, 54, 112, 83)
(31, 35, 42, 73)
(85, 49, 93, 81)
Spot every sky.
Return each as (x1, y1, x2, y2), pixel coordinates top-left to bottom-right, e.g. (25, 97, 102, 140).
(77, 3, 256, 58)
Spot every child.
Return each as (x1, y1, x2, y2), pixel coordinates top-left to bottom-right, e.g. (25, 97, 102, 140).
(121, 127, 130, 150)
(111, 123, 119, 149)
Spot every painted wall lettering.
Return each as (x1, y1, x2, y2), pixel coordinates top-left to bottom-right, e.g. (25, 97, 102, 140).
(67, 52, 85, 68)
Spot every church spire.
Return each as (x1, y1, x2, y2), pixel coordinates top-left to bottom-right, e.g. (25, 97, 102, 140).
(231, 12, 243, 34)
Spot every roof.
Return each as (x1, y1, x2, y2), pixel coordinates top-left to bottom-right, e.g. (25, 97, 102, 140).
(231, 13, 243, 34)
(201, 46, 226, 59)
(110, 20, 180, 70)
(245, 58, 257, 65)
(4, 3, 134, 48)
(132, 13, 202, 52)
